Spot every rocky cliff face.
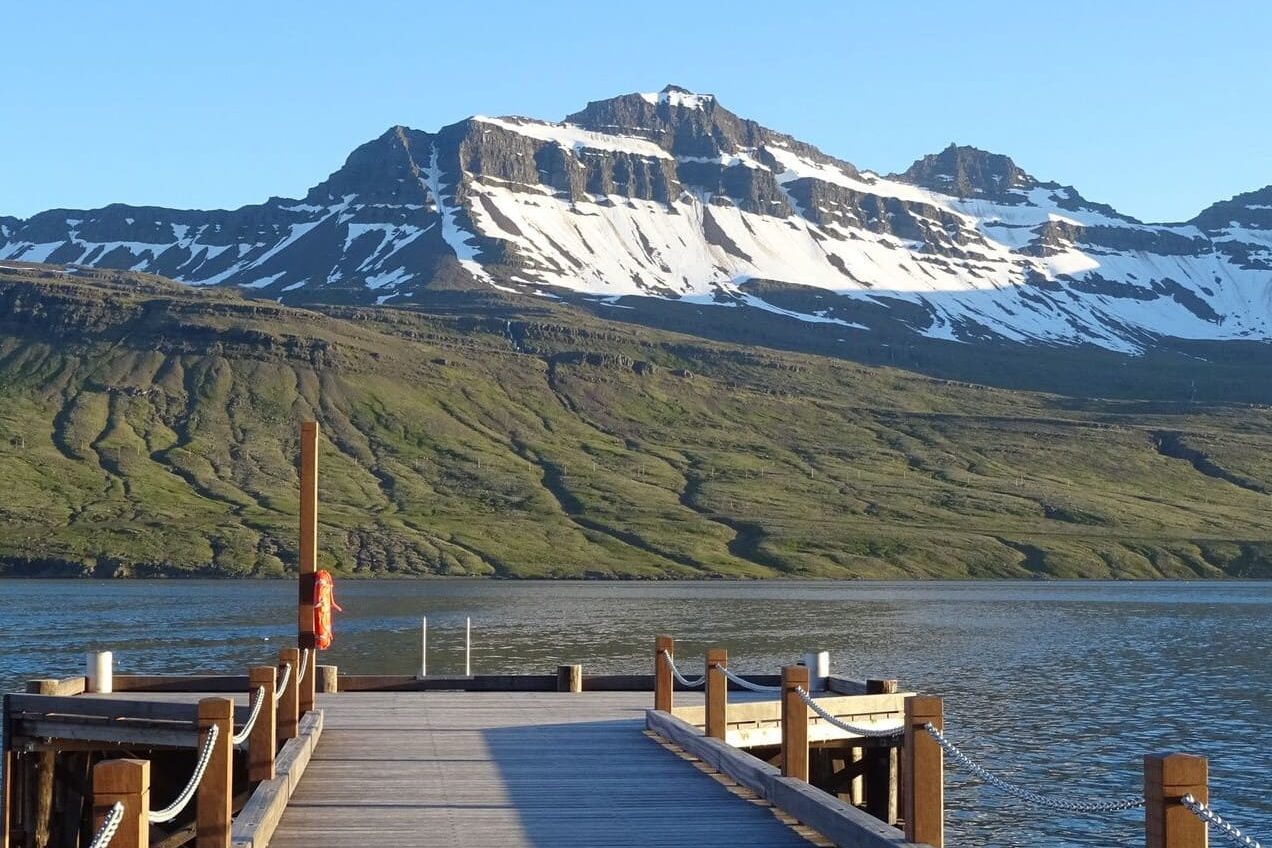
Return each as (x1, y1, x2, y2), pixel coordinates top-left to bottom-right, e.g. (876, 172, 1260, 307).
(3, 85, 1270, 352)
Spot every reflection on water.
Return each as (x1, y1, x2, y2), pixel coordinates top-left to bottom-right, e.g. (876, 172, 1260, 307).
(2, 579, 1269, 847)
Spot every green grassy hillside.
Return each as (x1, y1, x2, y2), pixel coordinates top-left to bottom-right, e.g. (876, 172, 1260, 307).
(1, 263, 1270, 578)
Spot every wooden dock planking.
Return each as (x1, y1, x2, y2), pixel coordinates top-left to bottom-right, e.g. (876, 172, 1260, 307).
(268, 691, 820, 848)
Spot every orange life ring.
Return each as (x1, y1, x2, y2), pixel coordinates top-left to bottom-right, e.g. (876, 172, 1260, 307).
(313, 569, 342, 650)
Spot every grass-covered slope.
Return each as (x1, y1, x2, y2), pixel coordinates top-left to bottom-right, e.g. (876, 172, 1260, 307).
(1, 264, 1270, 578)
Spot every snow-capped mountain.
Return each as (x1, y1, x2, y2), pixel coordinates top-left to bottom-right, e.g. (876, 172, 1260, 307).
(3, 84, 1270, 352)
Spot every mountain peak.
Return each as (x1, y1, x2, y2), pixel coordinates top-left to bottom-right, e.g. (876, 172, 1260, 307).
(897, 143, 1036, 198)
(637, 84, 717, 110)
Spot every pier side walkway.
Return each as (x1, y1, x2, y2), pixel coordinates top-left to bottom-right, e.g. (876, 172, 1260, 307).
(268, 691, 819, 848)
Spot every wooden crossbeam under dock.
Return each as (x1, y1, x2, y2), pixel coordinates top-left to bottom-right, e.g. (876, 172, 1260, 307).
(267, 691, 824, 848)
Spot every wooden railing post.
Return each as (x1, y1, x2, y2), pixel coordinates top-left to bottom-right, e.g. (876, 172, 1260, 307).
(865, 678, 900, 824)
(1145, 753, 1208, 848)
(705, 648, 727, 740)
(93, 759, 150, 848)
(781, 664, 809, 781)
(318, 665, 339, 694)
(277, 648, 299, 742)
(556, 665, 582, 693)
(297, 422, 318, 720)
(904, 695, 944, 848)
(248, 666, 277, 782)
(196, 698, 233, 848)
(654, 635, 674, 712)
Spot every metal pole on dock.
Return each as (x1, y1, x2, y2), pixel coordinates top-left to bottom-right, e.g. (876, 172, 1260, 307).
(465, 617, 471, 677)
(420, 616, 427, 677)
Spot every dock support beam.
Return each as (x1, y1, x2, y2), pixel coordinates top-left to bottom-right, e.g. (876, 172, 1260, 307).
(781, 664, 809, 781)
(297, 421, 318, 716)
(865, 678, 900, 825)
(1145, 753, 1208, 848)
(93, 759, 149, 848)
(196, 698, 233, 848)
(904, 695, 944, 848)
(654, 635, 673, 711)
(248, 666, 277, 782)
(705, 648, 727, 740)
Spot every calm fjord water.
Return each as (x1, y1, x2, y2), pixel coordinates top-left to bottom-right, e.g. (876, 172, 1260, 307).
(2, 579, 1268, 847)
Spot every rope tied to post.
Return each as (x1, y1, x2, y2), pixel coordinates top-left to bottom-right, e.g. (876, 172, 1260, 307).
(148, 723, 219, 824)
(274, 662, 292, 699)
(793, 686, 904, 737)
(87, 801, 124, 848)
(922, 723, 1144, 813)
(1181, 794, 1265, 848)
(716, 663, 781, 693)
(659, 650, 705, 688)
(231, 685, 266, 746)
(297, 648, 311, 683)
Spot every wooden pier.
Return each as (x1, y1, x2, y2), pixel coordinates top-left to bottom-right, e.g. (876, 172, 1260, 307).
(1, 422, 1248, 848)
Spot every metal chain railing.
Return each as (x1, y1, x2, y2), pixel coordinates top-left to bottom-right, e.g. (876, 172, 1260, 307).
(1181, 794, 1264, 848)
(148, 723, 219, 824)
(716, 664, 781, 693)
(794, 686, 904, 737)
(923, 723, 1144, 813)
(658, 650, 705, 688)
(231, 686, 266, 746)
(273, 662, 292, 699)
(87, 801, 124, 848)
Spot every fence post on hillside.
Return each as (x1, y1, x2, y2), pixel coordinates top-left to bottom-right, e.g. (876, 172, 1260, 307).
(93, 759, 150, 848)
(781, 664, 809, 781)
(248, 666, 277, 782)
(705, 648, 727, 740)
(865, 678, 900, 825)
(654, 635, 674, 711)
(1144, 753, 1208, 848)
(904, 695, 944, 848)
(278, 648, 300, 742)
(196, 698, 233, 848)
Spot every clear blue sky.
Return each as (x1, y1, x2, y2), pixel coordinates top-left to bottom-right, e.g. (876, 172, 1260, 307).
(4, 1, 1269, 222)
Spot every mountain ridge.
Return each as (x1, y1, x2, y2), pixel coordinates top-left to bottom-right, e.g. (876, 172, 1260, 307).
(2, 85, 1270, 353)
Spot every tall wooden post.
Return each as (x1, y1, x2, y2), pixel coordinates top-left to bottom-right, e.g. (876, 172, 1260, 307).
(781, 664, 809, 781)
(904, 695, 944, 848)
(654, 635, 674, 712)
(25, 680, 56, 848)
(865, 678, 900, 824)
(92, 759, 149, 848)
(196, 698, 233, 848)
(277, 648, 300, 742)
(1145, 754, 1208, 848)
(705, 648, 727, 740)
(1, 705, 11, 848)
(298, 421, 319, 716)
(248, 666, 277, 782)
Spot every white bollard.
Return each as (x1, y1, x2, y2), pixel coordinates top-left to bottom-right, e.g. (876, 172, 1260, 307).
(86, 650, 113, 694)
(420, 616, 427, 678)
(801, 650, 830, 691)
(465, 617, 471, 677)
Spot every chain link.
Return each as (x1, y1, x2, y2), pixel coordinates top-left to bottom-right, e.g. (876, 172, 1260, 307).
(232, 685, 266, 745)
(794, 686, 904, 737)
(924, 723, 1144, 813)
(87, 801, 124, 848)
(659, 650, 705, 688)
(1181, 794, 1264, 848)
(149, 723, 219, 824)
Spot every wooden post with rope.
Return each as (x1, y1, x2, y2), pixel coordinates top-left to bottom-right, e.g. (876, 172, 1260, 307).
(297, 421, 318, 716)
(654, 635, 674, 712)
(904, 695, 944, 848)
(277, 648, 300, 742)
(247, 666, 277, 782)
(781, 664, 809, 781)
(705, 648, 727, 740)
(196, 698, 233, 848)
(92, 759, 149, 848)
(1145, 753, 1208, 848)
